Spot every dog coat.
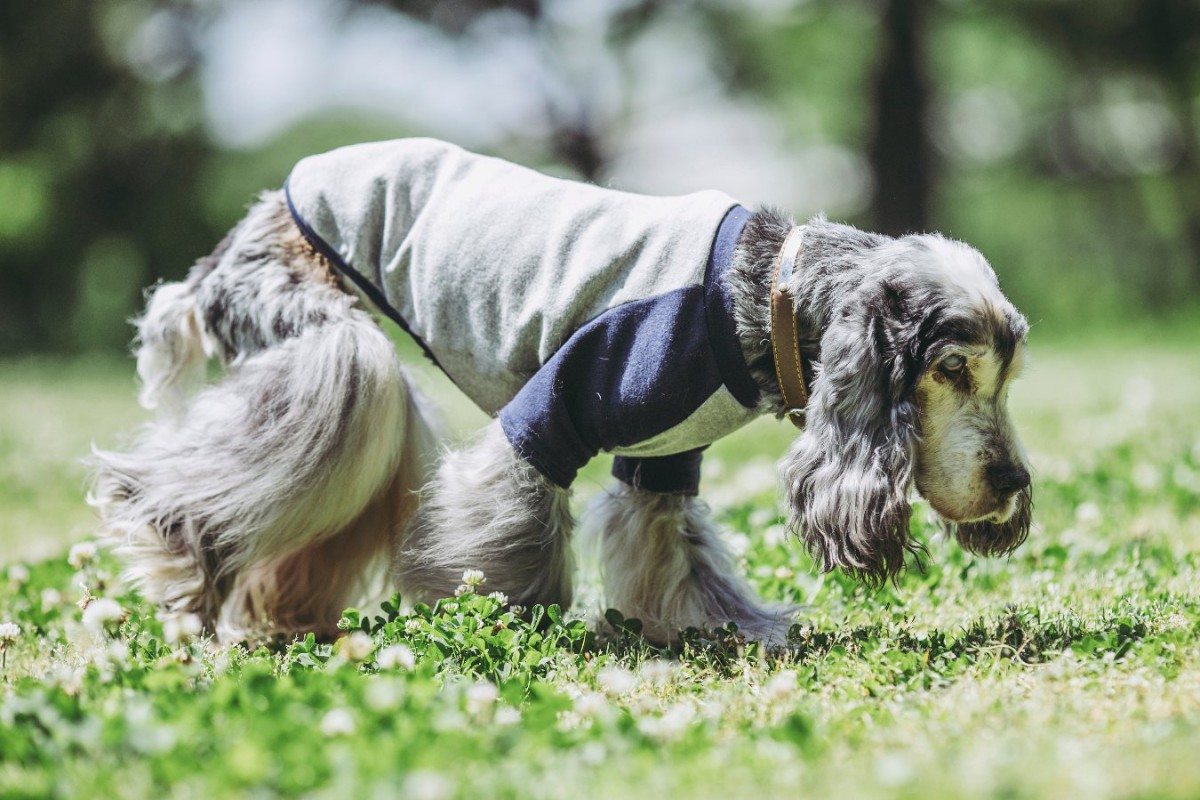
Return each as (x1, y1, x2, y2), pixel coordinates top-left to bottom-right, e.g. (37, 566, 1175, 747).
(285, 138, 762, 494)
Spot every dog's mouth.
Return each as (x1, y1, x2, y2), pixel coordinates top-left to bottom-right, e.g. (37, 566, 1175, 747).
(990, 491, 1022, 523)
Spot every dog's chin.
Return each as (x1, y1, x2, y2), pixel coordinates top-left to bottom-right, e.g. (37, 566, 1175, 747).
(917, 486, 1014, 526)
(940, 487, 1032, 558)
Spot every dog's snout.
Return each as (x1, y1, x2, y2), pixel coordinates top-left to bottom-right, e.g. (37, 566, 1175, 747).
(987, 462, 1030, 495)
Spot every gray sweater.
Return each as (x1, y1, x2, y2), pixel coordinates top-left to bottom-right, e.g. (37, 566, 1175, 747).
(285, 138, 762, 492)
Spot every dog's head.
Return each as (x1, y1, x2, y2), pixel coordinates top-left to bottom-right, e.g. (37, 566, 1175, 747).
(782, 223, 1031, 584)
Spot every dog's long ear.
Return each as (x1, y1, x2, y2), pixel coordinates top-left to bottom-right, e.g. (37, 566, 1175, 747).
(781, 276, 923, 585)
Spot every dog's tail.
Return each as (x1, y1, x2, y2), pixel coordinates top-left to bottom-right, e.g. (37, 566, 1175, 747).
(133, 281, 213, 419)
(132, 224, 244, 419)
(89, 196, 441, 639)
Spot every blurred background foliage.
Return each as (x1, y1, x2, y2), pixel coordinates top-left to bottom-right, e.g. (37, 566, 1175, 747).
(2, 0, 1199, 355)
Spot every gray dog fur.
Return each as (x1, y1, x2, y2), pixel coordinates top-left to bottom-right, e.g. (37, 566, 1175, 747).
(89, 146, 1032, 645)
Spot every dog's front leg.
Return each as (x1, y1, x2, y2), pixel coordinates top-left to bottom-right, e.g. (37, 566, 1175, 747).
(394, 420, 575, 609)
(585, 469, 796, 645)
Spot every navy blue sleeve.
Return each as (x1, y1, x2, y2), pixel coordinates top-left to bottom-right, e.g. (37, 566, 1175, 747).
(497, 204, 758, 490)
(612, 449, 705, 496)
(498, 287, 722, 489)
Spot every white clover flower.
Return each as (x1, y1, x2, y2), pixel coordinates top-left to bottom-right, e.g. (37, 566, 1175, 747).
(580, 741, 607, 765)
(68, 541, 98, 570)
(40, 588, 61, 610)
(773, 565, 795, 580)
(1132, 461, 1161, 491)
(82, 598, 124, 632)
(336, 630, 375, 662)
(460, 569, 486, 588)
(161, 612, 203, 645)
(726, 532, 751, 557)
(1159, 613, 1190, 632)
(210, 648, 236, 676)
(748, 508, 774, 529)
(465, 681, 499, 715)
(6, 564, 29, 586)
(487, 591, 509, 605)
(106, 640, 129, 668)
(320, 708, 356, 736)
(1075, 502, 1102, 527)
(0, 621, 20, 642)
(365, 678, 404, 712)
(453, 584, 470, 597)
(439, 602, 459, 614)
(494, 705, 521, 727)
(401, 771, 453, 800)
(638, 659, 674, 686)
(636, 703, 695, 741)
(1174, 463, 1200, 493)
(376, 643, 416, 671)
(404, 618, 422, 635)
(50, 664, 83, 696)
(574, 691, 607, 717)
(874, 752, 917, 787)
(763, 669, 798, 701)
(596, 665, 637, 696)
(764, 523, 788, 547)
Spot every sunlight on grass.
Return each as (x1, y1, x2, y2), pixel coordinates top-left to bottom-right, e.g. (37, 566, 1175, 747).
(1, 334, 1198, 799)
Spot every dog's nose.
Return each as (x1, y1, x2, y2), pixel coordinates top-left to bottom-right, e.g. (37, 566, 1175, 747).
(987, 462, 1030, 495)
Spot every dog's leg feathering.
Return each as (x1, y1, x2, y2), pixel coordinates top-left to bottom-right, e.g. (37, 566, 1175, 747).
(89, 312, 417, 639)
(395, 420, 575, 610)
(585, 484, 797, 645)
(89, 193, 440, 640)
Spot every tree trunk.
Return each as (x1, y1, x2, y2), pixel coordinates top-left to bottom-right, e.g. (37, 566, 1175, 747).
(867, 0, 934, 237)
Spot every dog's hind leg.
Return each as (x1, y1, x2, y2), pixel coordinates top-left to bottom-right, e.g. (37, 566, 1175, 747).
(394, 420, 575, 610)
(90, 192, 438, 640)
(216, 370, 443, 639)
(584, 483, 796, 645)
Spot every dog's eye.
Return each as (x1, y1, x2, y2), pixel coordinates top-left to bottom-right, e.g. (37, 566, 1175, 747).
(940, 354, 967, 375)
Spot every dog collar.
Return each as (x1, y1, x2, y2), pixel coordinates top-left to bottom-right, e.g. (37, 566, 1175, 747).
(769, 226, 810, 429)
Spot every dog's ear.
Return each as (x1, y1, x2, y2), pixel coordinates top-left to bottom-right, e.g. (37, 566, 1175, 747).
(781, 276, 923, 585)
(951, 485, 1032, 556)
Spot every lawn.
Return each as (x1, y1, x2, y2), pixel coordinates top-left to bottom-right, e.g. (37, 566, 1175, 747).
(1, 334, 1199, 799)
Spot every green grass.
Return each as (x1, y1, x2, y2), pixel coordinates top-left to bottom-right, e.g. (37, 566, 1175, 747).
(1, 336, 1199, 799)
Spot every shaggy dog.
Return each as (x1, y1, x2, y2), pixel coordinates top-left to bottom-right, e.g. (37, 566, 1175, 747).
(89, 138, 1032, 644)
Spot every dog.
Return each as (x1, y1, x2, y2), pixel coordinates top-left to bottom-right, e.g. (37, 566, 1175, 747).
(89, 138, 1032, 644)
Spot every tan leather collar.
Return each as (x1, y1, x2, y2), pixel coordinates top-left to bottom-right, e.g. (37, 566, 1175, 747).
(769, 227, 809, 429)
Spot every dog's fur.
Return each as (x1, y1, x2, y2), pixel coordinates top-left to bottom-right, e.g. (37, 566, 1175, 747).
(89, 188, 1031, 644)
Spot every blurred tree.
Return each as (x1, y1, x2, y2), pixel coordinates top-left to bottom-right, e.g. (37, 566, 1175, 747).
(1, 0, 1195, 358)
(1002, 0, 1200, 290)
(655, 0, 936, 235)
(347, 0, 608, 181)
(867, 0, 935, 236)
(0, 0, 218, 354)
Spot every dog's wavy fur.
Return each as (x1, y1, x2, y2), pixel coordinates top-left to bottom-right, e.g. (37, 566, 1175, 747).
(89, 193, 442, 640)
(730, 209, 1031, 585)
(90, 190, 1031, 644)
(583, 485, 795, 643)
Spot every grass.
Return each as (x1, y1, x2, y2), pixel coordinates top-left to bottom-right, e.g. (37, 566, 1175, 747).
(1, 334, 1199, 799)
